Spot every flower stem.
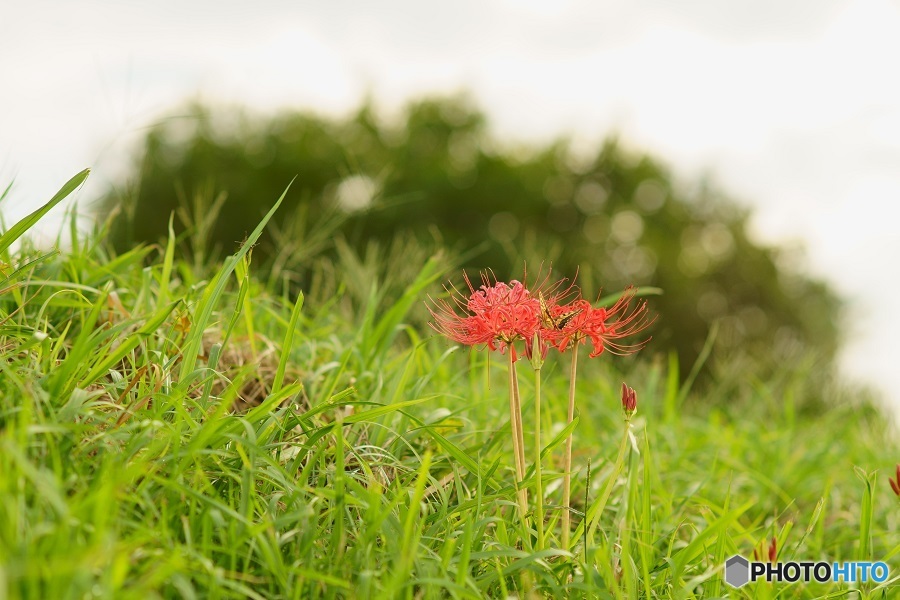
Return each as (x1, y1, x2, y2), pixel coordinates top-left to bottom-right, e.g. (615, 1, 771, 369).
(533, 362, 545, 548)
(512, 359, 527, 499)
(561, 345, 578, 550)
(508, 350, 528, 522)
(584, 421, 631, 547)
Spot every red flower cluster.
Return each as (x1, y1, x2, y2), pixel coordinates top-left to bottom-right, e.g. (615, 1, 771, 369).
(427, 273, 539, 360)
(539, 287, 654, 357)
(427, 271, 654, 360)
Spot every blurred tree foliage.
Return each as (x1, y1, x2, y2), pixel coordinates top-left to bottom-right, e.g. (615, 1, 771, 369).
(102, 94, 842, 377)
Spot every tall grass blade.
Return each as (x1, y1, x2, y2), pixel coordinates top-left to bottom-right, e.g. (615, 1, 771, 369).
(179, 179, 292, 379)
(0, 168, 89, 256)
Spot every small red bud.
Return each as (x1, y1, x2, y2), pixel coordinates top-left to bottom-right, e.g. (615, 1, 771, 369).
(754, 537, 777, 563)
(889, 464, 900, 497)
(621, 382, 637, 417)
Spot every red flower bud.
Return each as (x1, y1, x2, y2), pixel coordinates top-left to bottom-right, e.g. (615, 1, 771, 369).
(889, 464, 900, 497)
(753, 537, 777, 562)
(621, 382, 637, 417)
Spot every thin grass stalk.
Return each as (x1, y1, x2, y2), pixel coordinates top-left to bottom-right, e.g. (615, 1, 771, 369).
(583, 457, 592, 563)
(533, 360, 545, 548)
(561, 345, 579, 549)
(585, 421, 632, 546)
(508, 349, 528, 521)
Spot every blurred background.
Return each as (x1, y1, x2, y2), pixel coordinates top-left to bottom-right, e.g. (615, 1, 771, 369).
(1, 0, 898, 412)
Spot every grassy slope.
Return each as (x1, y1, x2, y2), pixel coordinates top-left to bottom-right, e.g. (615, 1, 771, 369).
(1, 179, 898, 599)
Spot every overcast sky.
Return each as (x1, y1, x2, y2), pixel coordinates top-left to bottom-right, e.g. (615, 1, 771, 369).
(3, 0, 900, 413)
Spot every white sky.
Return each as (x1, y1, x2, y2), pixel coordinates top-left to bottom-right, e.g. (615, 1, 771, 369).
(2, 0, 900, 413)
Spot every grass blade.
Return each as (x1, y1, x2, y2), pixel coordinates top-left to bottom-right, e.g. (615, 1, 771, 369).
(0, 168, 89, 256)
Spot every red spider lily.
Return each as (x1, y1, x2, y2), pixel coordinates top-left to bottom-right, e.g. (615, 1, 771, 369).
(540, 287, 655, 357)
(890, 464, 900, 497)
(621, 382, 637, 416)
(427, 271, 541, 360)
(521, 270, 580, 362)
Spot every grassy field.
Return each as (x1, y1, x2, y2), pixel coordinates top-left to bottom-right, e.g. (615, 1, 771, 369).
(1, 172, 898, 598)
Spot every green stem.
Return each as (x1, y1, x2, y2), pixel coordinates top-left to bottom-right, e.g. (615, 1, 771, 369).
(512, 360, 527, 504)
(533, 363, 545, 548)
(508, 350, 528, 522)
(583, 421, 631, 548)
(562, 346, 578, 550)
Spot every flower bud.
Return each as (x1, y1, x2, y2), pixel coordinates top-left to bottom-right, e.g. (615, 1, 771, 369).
(890, 464, 900, 497)
(621, 382, 637, 417)
(753, 537, 777, 562)
(529, 332, 546, 370)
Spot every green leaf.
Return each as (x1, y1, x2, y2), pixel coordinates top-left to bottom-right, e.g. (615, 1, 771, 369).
(179, 179, 293, 380)
(273, 291, 304, 394)
(596, 286, 663, 307)
(0, 169, 89, 256)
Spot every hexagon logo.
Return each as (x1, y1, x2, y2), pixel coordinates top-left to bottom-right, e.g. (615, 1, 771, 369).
(724, 555, 750, 588)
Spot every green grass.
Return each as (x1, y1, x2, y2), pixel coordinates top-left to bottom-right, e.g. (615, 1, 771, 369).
(1, 174, 899, 598)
